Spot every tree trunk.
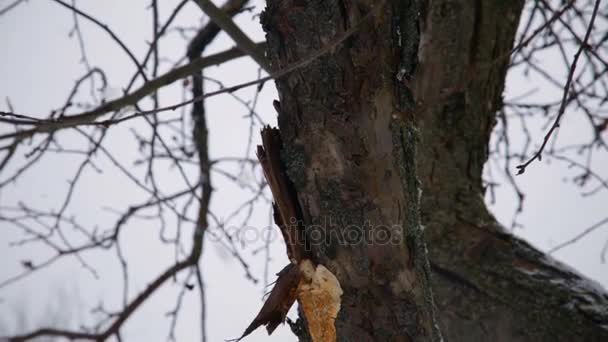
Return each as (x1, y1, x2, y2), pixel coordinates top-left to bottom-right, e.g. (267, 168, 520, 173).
(261, 0, 608, 341)
(414, 1, 608, 341)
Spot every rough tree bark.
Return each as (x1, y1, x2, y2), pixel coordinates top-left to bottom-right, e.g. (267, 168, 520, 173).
(262, 0, 441, 340)
(261, 0, 608, 341)
(415, 1, 608, 341)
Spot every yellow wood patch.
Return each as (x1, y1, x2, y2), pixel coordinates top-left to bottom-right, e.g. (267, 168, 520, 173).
(297, 260, 343, 342)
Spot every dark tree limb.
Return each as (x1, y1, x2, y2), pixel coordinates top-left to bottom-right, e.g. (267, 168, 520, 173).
(192, 0, 270, 71)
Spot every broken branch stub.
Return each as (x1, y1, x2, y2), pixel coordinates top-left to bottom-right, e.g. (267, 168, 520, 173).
(256, 126, 303, 263)
(230, 263, 301, 341)
(233, 126, 343, 342)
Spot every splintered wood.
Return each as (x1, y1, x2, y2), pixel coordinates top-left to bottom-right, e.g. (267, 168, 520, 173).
(231, 263, 301, 341)
(232, 126, 342, 342)
(298, 260, 343, 342)
(257, 127, 302, 263)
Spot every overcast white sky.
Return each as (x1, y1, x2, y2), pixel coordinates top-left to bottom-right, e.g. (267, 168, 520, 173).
(0, 1, 606, 341)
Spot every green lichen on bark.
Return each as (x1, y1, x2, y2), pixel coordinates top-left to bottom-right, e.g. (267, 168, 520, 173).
(390, 1, 442, 340)
(390, 120, 442, 342)
(280, 142, 308, 189)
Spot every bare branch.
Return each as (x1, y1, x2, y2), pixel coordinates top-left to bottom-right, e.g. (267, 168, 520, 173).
(193, 0, 270, 72)
(0, 44, 263, 142)
(549, 216, 608, 254)
(516, 0, 602, 174)
(0, 0, 27, 16)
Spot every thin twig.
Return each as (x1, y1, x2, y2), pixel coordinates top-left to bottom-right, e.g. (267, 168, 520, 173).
(549, 216, 608, 253)
(516, 0, 601, 175)
(50, 0, 148, 82)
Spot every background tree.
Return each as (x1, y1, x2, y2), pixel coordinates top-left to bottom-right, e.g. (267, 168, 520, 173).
(0, 0, 607, 341)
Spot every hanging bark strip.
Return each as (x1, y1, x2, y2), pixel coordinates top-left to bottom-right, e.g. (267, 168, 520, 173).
(232, 126, 343, 342)
(257, 126, 305, 263)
